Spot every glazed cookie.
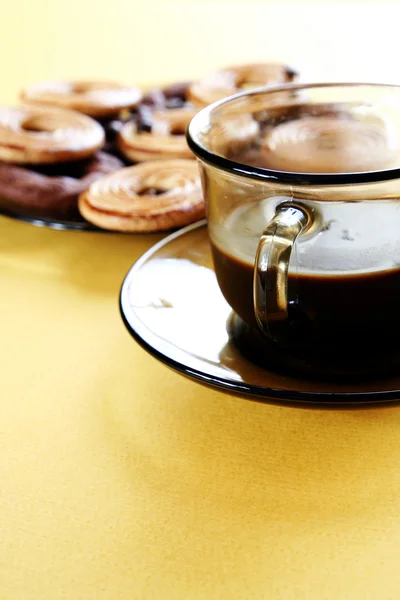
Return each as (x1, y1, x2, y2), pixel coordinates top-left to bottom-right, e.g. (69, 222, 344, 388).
(0, 105, 104, 164)
(21, 80, 142, 118)
(188, 63, 297, 107)
(118, 107, 198, 162)
(79, 159, 204, 231)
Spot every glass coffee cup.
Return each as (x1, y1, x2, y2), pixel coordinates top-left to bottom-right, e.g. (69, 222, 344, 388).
(187, 83, 400, 378)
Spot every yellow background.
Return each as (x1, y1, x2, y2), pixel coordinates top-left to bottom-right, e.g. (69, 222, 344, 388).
(2, 0, 400, 103)
(2, 2, 400, 598)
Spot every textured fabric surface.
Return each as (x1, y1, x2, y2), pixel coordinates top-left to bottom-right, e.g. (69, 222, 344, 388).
(2, 216, 400, 599)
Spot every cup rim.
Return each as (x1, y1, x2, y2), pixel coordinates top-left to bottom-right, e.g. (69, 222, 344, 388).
(187, 81, 400, 186)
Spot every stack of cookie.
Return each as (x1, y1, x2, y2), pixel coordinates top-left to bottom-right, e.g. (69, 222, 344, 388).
(0, 63, 297, 232)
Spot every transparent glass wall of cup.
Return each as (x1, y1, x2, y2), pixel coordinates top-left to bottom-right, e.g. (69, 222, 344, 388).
(187, 84, 400, 378)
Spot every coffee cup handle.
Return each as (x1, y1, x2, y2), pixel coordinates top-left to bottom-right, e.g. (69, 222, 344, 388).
(253, 202, 310, 340)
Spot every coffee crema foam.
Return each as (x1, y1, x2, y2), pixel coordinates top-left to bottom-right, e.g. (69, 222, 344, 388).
(209, 198, 400, 276)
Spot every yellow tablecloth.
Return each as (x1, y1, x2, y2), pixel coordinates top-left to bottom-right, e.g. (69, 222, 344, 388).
(3, 2, 400, 598)
(3, 215, 400, 600)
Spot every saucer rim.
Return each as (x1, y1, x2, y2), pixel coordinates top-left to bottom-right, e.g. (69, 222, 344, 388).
(119, 220, 400, 406)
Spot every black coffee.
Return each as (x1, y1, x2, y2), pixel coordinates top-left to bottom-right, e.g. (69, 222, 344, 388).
(209, 200, 400, 377)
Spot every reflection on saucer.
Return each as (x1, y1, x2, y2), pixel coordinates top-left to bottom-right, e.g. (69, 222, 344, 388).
(127, 257, 231, 366)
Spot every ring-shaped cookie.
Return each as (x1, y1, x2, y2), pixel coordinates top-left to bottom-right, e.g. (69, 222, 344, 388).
(79, 159, 204, 231)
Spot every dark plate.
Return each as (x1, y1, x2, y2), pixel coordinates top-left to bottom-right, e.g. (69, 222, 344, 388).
(0, 207, 98, 231)
(120, 220, 400, 407)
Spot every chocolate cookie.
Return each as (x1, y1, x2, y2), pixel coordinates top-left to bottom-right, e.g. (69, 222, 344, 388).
(0, 152, 124, 220)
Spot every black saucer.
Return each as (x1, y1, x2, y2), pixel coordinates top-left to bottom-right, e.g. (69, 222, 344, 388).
(120, 220, 400, 407)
